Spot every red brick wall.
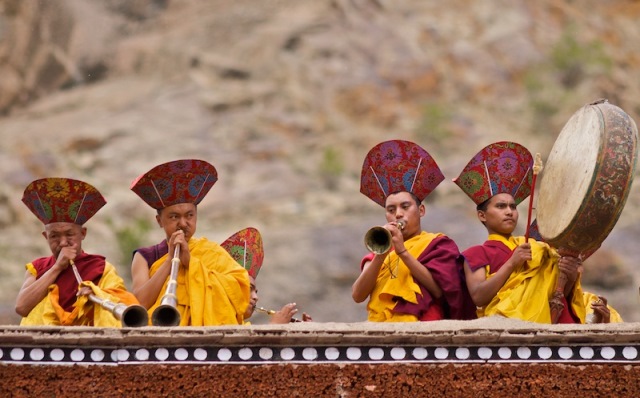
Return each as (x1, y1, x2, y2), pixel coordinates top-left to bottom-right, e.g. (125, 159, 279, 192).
(2, 363, 639, 397)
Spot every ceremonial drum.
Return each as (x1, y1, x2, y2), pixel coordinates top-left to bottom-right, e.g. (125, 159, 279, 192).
(537, 99, 638, 257)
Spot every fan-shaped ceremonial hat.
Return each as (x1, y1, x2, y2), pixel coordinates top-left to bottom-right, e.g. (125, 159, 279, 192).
(22, 178, 106, 225)
(131, 159, 218, 209)
(360, 140, 444, 207)
(453, 141, 533, 205)
(221, 227, 264, 279)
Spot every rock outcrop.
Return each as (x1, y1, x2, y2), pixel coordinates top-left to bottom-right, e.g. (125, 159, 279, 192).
(1, 0, 639, 324)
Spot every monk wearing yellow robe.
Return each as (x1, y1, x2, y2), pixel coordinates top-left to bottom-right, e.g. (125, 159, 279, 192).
(454, 142, 585, 324)
(359, 230, 476, 322)
(130, 159, 249, 326)
(136, 237, 249, 325)
(219, 227, 312, 325)
(463, 234, 585, 323)
(16, 177, 141, 327)
(20, 258, 139, 327)
(353, 140, 476, 322)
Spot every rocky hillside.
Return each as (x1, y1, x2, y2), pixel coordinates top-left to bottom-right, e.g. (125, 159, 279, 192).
(1, 0, 640, 323)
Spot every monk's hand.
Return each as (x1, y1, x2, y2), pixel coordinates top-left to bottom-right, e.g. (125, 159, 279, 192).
(302, 312, 313, 322)
(384, 222, 405, 253)
(170, 229, 190, 268)
(558, 256, 580, 287)
(510, 243, 532, 270)
(76, 286, 93, 297)
(55, 244, 78, 271)
(270, 303, 299, 324)
(591, 296, 611, 323)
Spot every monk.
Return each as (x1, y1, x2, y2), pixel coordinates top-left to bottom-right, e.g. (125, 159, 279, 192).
(130, 159, 250, 326)
(454, 141, 585, 323)
(16, 178, 140, 327)
(221, 227, 312, 324)
(352, 140, 476, 322)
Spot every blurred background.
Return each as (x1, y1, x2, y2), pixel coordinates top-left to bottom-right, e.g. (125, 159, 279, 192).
(1, 0, 639, 324)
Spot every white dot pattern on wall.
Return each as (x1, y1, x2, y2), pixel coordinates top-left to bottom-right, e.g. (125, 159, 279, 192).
(0, 345, 637, 365)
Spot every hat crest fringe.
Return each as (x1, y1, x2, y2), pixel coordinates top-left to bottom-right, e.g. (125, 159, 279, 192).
(513, 166, 532, 200)
(34, 192, 46, 222)
(410, 157, 423, 193)
(370, 166, 388, 198)
(150, 180, 166, 209)
(243, 240, 248, 269)
(483, 161, 493, 197)
(74, 193, 88, 224)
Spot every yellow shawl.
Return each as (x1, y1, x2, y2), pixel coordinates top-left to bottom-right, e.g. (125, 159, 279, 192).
(367, 231, 442, 322)
(148, 237, 250, 326)
(20, 262, 139, 327)
(482, 234, 586, 323)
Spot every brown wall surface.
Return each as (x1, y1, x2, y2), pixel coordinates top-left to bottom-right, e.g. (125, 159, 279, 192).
(2, 362, 639, 397)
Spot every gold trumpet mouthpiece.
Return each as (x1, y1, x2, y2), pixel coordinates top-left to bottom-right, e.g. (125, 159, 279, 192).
(257, 306, 276, 315)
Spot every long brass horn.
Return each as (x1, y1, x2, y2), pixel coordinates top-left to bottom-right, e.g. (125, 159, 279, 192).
(70, 261, 149, 327)
(151, 245, 182, 326)
(364, 221, 404, 254)
(87, 295, 149, 327)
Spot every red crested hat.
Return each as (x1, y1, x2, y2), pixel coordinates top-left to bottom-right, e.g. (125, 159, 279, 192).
(453, 141, 533, 205)
(360, 140, 444, 207)
(22, 178, 106, 225)
(130, 159, 218, 210)
(220, 227, 264, 279)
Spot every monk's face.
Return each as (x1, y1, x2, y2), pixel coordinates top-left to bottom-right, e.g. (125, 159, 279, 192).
(42, 222, 86, 259)
(478, 193, 518, 236)
(384, 191, 425, 240)
(243, 276, 259, 320)
(156, 203, 197, 241)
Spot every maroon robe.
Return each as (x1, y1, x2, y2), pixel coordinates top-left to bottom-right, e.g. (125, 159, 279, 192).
(32, 252, 105, 312)
(134, 240, 169, 268)
(361, 236, 477, 321)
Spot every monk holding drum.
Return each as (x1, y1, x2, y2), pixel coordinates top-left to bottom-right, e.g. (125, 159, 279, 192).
(454, 142, 585, 324)
(456, 99, 638, 324)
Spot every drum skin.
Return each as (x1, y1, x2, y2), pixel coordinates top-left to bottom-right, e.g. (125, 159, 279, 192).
(537, 100, 638, 256)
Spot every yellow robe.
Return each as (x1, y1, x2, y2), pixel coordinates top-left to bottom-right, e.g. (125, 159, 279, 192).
(148, 237, 250, 326)
(20, 262, 139, 327)
(583, 291, 623, 323)
(367, 231, 441, 322)
(481, 234, 586, 323)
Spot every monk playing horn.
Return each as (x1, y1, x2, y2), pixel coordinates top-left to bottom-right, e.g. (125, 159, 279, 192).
(352, 140, 476, 322)
(130, 159, 250, 326)
(16, 178, 141, 327)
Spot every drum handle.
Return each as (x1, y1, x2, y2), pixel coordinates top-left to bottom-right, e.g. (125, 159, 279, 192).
(524, 153, 543, 241)
(549, 248, 578, 323)
(549, 274, 568, 323)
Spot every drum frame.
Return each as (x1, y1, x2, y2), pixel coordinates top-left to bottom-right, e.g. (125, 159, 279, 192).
(538, 100, 638, 258)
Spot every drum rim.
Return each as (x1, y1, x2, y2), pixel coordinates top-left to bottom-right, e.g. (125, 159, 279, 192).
(537, 102, 638, 256)
(537, 105, 601, 241)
